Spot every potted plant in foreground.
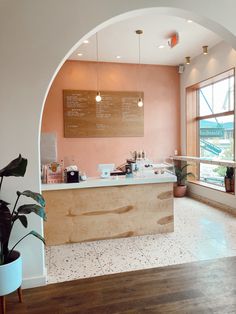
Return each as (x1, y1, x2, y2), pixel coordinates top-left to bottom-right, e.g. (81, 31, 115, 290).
(0, 154, 46, 310)
(174, 163, 195, 197)
(224, 166, 235, 193)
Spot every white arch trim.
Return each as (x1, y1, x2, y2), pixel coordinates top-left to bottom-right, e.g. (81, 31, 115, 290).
(0, 1, 235, 288)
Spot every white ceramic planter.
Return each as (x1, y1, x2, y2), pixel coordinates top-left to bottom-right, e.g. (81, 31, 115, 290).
(0, 251, 22, 296)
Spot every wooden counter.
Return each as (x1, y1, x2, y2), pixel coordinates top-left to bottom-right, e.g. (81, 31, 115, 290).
(42, 175, 176, 245)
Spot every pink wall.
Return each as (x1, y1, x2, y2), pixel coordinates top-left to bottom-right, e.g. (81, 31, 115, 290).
(42, 60, 180, 176)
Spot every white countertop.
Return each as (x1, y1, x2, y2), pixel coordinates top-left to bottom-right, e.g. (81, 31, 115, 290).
(41, 173, 176, 191)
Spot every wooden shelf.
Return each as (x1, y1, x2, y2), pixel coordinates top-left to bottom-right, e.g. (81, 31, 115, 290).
(170, 156, 236, 168)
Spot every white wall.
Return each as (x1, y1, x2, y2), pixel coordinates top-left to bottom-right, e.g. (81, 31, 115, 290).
(180, 41, 236, 208)
(0, 0, 236, 288)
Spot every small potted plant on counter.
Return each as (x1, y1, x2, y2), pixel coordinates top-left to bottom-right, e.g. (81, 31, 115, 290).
(224, 166, 235, 193)
(174, 163, 195, 197)
(0, 154, 46, 310)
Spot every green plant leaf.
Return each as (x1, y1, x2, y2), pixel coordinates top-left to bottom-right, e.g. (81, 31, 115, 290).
(186, 172, 195, 177)
(180, 164, 191, 172)
(29, 230, 45, 244)
(174, 163, 195, 185)
(7, 230, 46, 259)
(12, 215, 28, 228)
(0, 199, 10, 206)
(0, 154, 27, 177)
(0, 199, 12, 261)
(17, 190, 46, 207)
(17, 204, 46, 221)
(226, 167, 234, 178)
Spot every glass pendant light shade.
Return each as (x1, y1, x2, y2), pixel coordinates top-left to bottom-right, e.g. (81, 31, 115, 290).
(96, 91, 102, 102)
(138, 97, 143, 107)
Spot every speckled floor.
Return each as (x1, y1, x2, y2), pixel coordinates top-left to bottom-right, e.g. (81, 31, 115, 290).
(45, 197, 236, 284)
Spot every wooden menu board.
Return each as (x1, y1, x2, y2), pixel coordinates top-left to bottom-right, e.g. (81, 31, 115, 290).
(63, 90, 144, 138)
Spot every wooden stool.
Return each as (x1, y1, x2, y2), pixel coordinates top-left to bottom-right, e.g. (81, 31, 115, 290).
(0, 287, 22, 314)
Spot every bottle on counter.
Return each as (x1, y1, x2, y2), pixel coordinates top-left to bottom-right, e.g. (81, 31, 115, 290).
(80, 172, 87, 181)
(61, 159, 64, 183)
(137, 151, 142, 159)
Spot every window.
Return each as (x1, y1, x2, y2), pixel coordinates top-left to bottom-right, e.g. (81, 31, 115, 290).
(196, 72, 234, 186)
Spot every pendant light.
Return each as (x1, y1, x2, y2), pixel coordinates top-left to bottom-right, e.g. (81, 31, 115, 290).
(95, 32, 101, 102)
(136, 29, 143, 108)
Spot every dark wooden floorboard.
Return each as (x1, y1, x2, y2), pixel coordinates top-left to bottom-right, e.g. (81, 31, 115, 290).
(6, 256, 236, 313)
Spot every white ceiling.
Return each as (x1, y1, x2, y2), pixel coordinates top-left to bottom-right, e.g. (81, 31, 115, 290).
(69, 12, 222, 66)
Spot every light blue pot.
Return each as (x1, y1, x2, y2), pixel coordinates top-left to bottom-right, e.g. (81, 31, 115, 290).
(0, 251, 22, 296)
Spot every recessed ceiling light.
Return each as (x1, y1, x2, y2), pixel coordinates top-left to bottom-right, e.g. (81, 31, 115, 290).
(77, 52, 83, 56)
(116, 55, 121, 59)
(187, 19, 193, 23)
(83, 40, 89, 44)
(158, 45, 165, 49)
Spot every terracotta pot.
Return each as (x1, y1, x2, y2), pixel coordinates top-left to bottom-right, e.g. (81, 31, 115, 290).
(225, 177, 232, 193)
(231, 175, 235, 193)
(174, 185, 187, 197)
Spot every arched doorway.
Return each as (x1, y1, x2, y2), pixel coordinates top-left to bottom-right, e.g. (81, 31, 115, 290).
(40, 6, 236, 288)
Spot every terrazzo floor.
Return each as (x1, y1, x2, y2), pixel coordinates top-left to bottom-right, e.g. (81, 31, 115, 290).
(45, 197, 236, 284)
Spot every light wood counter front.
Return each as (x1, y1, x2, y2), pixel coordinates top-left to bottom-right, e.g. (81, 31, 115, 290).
(42, 177, 175, 245)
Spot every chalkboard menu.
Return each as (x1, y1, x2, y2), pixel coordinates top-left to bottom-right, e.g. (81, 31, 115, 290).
(63, 90, 144, 138)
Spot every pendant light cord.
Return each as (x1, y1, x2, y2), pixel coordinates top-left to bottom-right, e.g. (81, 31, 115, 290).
(138, 32, 141, 67)
(96, 32, 99, 91)
(136, 30, 143, 100)
(139, 33, 141, 97)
